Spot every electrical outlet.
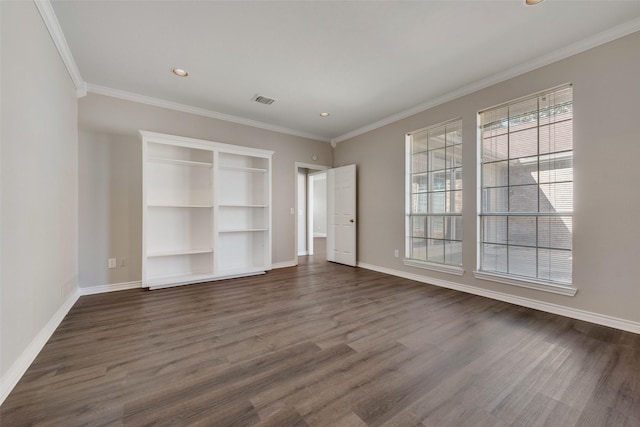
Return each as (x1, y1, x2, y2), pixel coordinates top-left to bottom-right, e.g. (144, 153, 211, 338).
(394, 249, 399, 258)
(108, 258, 116, 269)
(120, 258, 127, 267)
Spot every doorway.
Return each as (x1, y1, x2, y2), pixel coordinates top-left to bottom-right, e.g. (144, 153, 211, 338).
(295, 163, 328, 264)
(308, 171, 328, 257)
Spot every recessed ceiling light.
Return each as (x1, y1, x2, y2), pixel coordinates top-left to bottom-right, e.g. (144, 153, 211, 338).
(320, 112, 330, 117)
(172, 68, 189, 77)
(525, 0, 543, 5)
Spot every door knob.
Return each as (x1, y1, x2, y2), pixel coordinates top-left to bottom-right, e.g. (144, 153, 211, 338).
(350, 219, 355, 223)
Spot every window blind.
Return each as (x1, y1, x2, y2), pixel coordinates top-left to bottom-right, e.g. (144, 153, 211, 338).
(479, 86, 573, 284)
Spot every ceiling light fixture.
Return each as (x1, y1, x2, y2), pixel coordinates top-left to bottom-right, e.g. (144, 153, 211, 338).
(525, 0, 543, 5)
(172, 68, 189, 77)
(320, 112, 330, 117)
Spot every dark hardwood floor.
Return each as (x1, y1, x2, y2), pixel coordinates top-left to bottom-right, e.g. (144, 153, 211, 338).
(2, 239, 640, 426)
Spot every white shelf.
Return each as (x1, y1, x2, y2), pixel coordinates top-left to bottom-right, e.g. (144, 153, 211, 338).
(219, 165, 267, 173)
(146, 273, 216, 289)
(148, 203, 213, 208)
(215, 267, 267, 278)
(219, 228, 268, 233)
(147, 248, 213, 258)
(148, 156, 212, 168)
(218, 204, 267, 208)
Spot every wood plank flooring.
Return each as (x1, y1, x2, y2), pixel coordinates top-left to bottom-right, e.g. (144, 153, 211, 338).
(2, 242, 640, 426)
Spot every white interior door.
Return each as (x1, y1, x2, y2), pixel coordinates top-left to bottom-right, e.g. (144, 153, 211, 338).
(327, 164, 357, 266)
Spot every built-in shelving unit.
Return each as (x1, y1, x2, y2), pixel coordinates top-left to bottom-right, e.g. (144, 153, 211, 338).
(141, 131, 273, 289)
(215, 152, 271, 276)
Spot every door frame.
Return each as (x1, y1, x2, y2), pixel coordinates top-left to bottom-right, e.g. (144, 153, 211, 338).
(294, 162, 329, 265)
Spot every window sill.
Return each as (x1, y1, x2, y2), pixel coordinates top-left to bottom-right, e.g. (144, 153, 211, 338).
(473, 271, 577, 296)
(403, 259, 465, 276)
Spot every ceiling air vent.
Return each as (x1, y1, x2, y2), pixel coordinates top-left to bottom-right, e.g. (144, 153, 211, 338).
(253, 95, 276, 105)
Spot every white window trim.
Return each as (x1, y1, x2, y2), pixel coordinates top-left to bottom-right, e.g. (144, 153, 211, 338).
(473, 270, 577, 296)
(404, 258, 465, 276)
(405, 118, 463, 268)
(477, 84, 574, 288)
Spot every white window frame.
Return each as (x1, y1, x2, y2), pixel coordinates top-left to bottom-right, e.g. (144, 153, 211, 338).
(475, 85, 577, 296)
(405, 118, 464, 276)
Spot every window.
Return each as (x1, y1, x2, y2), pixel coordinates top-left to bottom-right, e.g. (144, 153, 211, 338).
(406, 119, 462, 272)
(479, 86, 573, 287)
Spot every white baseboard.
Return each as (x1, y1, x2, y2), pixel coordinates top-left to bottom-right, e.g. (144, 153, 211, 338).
(297, 251, 308, 256)
(272, 260, 297, 269)
(80, 280, 142, 296)
(357, 262, 640, 335)
(0, 288, 81, 405)
(313, 233, 327, 238)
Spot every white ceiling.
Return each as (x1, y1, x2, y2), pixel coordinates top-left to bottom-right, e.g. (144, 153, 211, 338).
(51, 0, 640, 142)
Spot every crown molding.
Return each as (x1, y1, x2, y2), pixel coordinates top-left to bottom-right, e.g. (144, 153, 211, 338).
(33, 0, 326, 140)
(333, 16, 640, 144)
(33, 0, 86, 97)
(33, 0, 640, 146)
(85, 83, 331, 143)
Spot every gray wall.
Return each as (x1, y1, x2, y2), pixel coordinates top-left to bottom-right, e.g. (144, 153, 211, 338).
(79, 131, 141, 287)
(78, 94, 333, 288)
(1, 1, 79, 376)
(334, 30, 640, 323)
